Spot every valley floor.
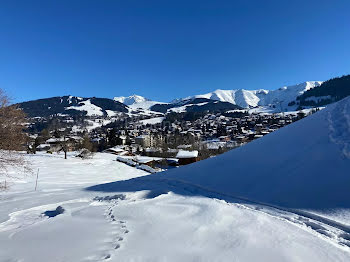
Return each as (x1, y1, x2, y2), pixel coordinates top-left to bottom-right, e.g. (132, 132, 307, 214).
(1, 153, 350, 262)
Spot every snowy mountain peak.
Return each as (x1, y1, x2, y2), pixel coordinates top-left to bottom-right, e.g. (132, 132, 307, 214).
(113, 95, 150, 105)
(185, 81, 323, 109)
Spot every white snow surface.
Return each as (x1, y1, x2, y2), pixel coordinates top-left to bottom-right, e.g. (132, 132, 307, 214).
(1, 152, 350, 261)
(187, 81, 323, 109)
(176, 150, 199, 158)
(2, 97, 350, 261)
(139, 117, 165, 125)
(128, 100, 165, 111)
(113, 95, 149, 105)
(158, 96, 350, 216)
(66, 99, 104, 116)
(114, 94, 165, 111)
(114, 95, 166, 111)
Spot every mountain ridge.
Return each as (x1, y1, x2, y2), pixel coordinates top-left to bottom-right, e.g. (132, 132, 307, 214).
(17, 95, 129, 117)
(114, 81, 324, 111)
(182, 81, 323, 109)
(16, 76, 350, 118)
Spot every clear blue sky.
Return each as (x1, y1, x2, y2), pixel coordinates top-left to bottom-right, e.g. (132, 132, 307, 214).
(1, 0, 349, 103)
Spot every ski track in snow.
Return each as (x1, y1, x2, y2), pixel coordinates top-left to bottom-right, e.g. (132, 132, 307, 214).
(328, 99, 350, 159)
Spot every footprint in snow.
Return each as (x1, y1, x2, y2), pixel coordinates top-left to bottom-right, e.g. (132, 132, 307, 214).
(93, 194, 131, 260)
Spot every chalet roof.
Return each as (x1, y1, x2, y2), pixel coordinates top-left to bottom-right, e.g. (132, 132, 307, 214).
(135, 156, 162, 164)
(37, 144, 50, 149)
(105, 147, 125, 153)
(176, 150, 199, 159)
(46, 138, 64, 143)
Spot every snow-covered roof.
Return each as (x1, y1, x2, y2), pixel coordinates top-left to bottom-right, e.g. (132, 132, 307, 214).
(105, 147, 125, 153)
(135, 156, 162, 163)
(37, 144, 50, 149)
(46, 138, 60, 143)
(176, 150, 199, 159)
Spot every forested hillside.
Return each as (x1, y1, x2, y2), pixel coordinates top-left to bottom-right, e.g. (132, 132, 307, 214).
(297, 75, 350, 107)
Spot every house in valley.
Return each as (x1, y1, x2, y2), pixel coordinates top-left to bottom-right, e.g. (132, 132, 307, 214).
(176, 150, 199, 165)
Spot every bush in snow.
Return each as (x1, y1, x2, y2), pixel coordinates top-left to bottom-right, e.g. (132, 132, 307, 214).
(76, 149, 94, 160)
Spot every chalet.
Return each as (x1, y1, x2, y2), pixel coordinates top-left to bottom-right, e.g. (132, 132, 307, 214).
(176, 150, 199, 165)
(134, 156, 163, 168)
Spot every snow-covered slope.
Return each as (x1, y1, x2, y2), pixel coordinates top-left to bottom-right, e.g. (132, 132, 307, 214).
(2, 152, 350, 261)
(113, 95, 149, 105)
(113, 95, 165, 110)
(259, 81, 323, 109)
(186, 81, 323, 109)
(160, 96, 350, 212)
(128, 100, 166, 111)
(188, 89, 265, 108)
(66, 99, 104, 116)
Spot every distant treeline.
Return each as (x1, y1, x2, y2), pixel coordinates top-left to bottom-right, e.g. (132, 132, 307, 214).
(297, 75, 350, 107)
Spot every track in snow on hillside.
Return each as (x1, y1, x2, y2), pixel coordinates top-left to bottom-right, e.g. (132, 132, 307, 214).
(155, 178, 350, 250)
(328, 98, 350, 159)
(88, 175, 350, 253)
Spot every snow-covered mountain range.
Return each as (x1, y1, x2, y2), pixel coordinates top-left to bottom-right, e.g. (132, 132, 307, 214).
(18, 77, 349, 118)
(183, 81, 323, 109)
(114, 81, 323, 112)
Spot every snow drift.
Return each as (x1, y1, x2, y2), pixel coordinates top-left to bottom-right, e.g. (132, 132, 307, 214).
(157, 96, 350, 210)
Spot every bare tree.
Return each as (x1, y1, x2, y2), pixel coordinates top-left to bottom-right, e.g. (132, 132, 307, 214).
(0, 89, 30, 177)
(58, 133, 69, 160)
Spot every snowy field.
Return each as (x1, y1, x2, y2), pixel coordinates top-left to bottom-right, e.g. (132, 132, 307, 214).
(1, 151, 350, 261)
(1, 97, 350, 261)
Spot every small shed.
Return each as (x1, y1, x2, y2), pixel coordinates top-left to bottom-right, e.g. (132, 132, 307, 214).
(176, 150, 199, 165)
